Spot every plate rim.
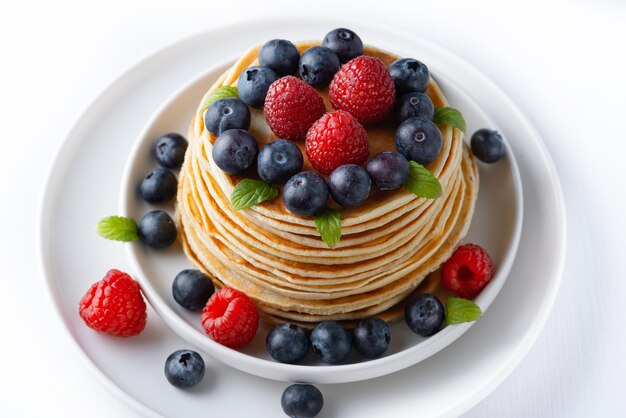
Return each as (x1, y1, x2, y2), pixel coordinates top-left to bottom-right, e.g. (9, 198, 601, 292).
(37, 16, 566, 418)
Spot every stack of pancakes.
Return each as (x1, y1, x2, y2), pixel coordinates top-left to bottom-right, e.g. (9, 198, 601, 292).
(177, 41, 478, 326)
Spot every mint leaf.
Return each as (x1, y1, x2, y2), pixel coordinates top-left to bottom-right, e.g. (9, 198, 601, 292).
(445, 297, 483, 325)
(201, 86, 239, 111)
(314, 208, 341, 247)
(405, 161, 442, 198)
(231, 179, 278, 210)
(97, 216, 139, 242)
(433, 107, 466, 134)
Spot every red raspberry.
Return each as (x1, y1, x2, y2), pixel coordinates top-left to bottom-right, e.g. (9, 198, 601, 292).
(305, 110, 369, 174)
(264, 76, 326, 140)
(442, 244, 494, 299)
(329, 55, 395, 124)
(201, 287, 259, 349)
(79, 269, 147, 337)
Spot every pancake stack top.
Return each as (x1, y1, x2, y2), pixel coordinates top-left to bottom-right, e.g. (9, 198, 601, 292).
(177, 41, 478, 326)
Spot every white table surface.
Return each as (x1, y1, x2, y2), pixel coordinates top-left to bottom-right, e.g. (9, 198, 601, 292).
(1, 0, 625, 416)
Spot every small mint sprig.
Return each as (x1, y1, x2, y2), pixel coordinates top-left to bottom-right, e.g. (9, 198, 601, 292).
(433, 107, 466, 134)
(405, 161, 442, 198)
(201, 86, 239, 112)
(314, 208, 341, 247)
(445, 297, 483, 325)
(230, 179, 278, 210)
(97, 216, 139, 241)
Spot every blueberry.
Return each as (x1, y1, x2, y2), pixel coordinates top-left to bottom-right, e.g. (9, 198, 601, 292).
(172, 269, 215, 311)
(140, 168, 177, 204)
(366, 152, 409, 191)
(259, 39, 300, 77)
(257, 140, 304, 185)
(299, 46, 340, 88)
(283, 172, 329, 217)
(138, 210, 177, 249)
(266, 323, 309, 363)
(322, 28, 363, 63)
(397, 92, 434, 123)
(395, 117, 443, 165)
(388, 58, 430, 94)
(404, 294, 445, 337)
(155, 133, 188, 169)
(471, 129, 505, 163)
(204, 98, 251, 136)
(237, 66, 278, 108)
(310, 321, 352, 363)
(281, 384, 323, 418)
(164, 349, 205, 389)
(212, 129, 259, 175)
(353, 317, 391, 359)
(328, 164, 371, 208)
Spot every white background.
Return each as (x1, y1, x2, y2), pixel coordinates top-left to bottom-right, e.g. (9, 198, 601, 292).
(1, 0, 625, 417)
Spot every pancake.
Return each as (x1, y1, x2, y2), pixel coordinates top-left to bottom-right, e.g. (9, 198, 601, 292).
(176, 41, 479, 325)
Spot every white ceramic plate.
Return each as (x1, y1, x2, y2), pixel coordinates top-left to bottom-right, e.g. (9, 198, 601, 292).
(39, 18, 565, 418)
(119, 62, 523, 384)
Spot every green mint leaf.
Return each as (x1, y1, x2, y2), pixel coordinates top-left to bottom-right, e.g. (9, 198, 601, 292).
(405, 161, 442, 198)
(201, 86, 239, 111)
(96, 216, 139, 242)
(433, 107, 467, 134)
(314, 208, 341, 247)
(445, 297, 483, 325)
(230, 179, 278, 210)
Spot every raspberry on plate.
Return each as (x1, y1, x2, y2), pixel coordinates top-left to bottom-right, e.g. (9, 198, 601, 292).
(201, 287, 259, 349)
(329, 55, 395, 124)
(442, 244, 494, 299)
(79, 269, 147, 337)
(264, 76, 326, 141)
(305, 110, 369, 175)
